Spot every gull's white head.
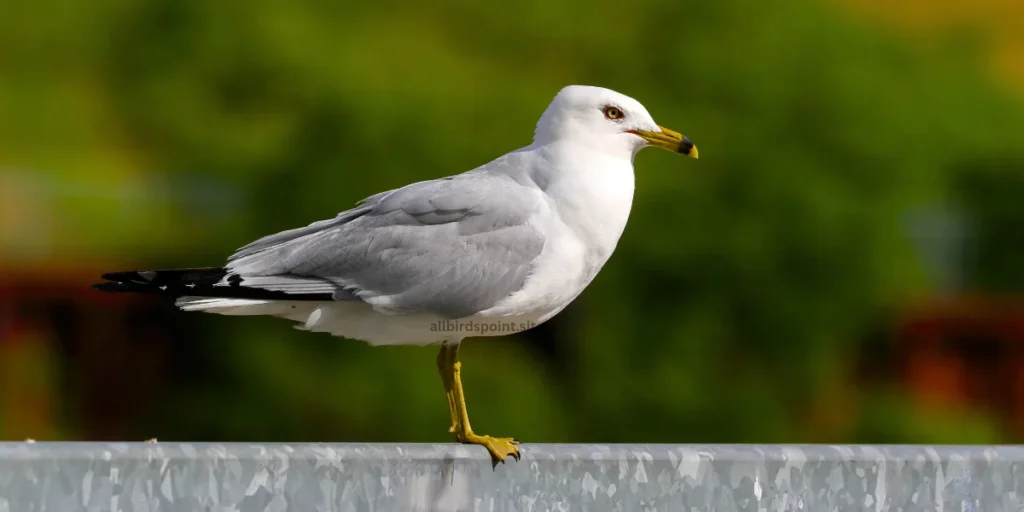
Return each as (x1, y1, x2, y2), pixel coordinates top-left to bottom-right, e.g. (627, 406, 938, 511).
(534, 85, 698, 160)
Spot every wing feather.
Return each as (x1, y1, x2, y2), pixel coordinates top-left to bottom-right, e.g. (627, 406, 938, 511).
(226, 170, 547, 318)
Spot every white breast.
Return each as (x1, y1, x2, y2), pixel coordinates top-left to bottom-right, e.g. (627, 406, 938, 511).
(480, 146, 636, 322)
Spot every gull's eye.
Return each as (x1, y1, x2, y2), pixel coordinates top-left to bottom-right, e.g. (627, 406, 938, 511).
(603, 106, 624, 120)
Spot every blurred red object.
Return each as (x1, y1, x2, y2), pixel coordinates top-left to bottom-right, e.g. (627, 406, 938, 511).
(0, 265, 173, 440)
(895, 294, 1024, 432)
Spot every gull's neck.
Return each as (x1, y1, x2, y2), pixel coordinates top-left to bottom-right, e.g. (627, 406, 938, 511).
(531, 140, 636, 264)
(531, 132, 640, 163)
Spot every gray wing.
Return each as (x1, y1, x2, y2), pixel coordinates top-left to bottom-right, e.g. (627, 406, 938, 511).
(224, 170, 547, 318)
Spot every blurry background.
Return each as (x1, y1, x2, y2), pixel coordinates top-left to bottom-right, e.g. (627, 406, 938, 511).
(2, 0, 1024, 445)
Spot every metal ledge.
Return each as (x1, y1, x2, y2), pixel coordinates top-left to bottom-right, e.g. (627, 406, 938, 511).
(0, 443, 1022, 511)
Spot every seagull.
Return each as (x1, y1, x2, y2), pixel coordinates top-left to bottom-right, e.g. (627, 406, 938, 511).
(94, 85, 698, 464)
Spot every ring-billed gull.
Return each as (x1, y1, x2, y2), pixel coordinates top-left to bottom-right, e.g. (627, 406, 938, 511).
(95, 85, 698, 463)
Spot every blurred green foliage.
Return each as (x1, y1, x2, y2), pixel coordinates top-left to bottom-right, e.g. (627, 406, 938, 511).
(2, 0, 1023, 443)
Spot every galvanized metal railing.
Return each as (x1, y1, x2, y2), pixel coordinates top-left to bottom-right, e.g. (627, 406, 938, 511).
(0, 442, 1021, 511)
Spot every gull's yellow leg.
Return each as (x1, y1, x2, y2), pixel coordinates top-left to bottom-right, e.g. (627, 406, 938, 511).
(442, 343, 520, 464)
(436, 343, 458, 433)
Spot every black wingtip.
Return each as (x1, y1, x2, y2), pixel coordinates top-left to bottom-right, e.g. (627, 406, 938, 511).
(92, 280, 157, 294)
(99, 271, 131, 282)
(99, 270, 162, 283)
(92, 268, 224, 296)
(91, 267, 335, 301)
(95, 270, 150, 294)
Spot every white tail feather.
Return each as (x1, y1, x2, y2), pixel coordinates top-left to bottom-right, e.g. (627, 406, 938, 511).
(175, 297, 314, 321)
(173, 296, 453, 346)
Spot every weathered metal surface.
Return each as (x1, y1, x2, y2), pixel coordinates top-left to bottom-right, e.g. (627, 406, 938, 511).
(0, 442, 1021, 511)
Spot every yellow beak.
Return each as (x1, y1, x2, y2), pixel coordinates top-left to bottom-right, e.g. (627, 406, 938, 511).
(629, 125, 698, 158)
